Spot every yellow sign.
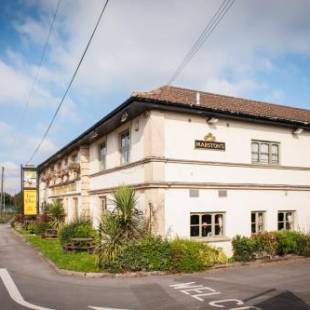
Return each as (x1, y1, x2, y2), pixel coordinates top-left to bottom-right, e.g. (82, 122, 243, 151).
(24, 190, 37, 215)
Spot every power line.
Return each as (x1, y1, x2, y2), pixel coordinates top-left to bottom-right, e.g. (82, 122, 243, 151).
(18, 0, 62, 130)
(26, 0, 110, 165)
(167, 0, 236, 85)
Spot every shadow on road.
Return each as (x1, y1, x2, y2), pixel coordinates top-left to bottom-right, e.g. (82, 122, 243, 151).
(255, 290, 310, 310)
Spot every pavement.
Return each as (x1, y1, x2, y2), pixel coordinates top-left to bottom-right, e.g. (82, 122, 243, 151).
(0, 223, 309, 310)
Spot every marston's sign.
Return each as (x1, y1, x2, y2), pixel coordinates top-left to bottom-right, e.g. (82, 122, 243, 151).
(194, 133, 226, 151)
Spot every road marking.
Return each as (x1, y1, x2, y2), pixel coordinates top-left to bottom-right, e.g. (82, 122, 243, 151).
(170, 281, 262, 310)
(89, 307, 130, 310)
(0, 268, 54, 310)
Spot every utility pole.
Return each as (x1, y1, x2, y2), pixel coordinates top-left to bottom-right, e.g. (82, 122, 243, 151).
(0, 166, 4, 216)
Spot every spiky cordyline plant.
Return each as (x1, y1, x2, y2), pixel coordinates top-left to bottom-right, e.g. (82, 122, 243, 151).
(96, 186, 144, 268)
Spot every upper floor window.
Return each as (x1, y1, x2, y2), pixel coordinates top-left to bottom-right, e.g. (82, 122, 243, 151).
(120, 130, 130, 164)
(251, 140, 280, 165)
(98, 141, 107, 170)
(100, 196, 107, 212)
(278, 211, 294, 231)
(71, 153, 78, 163)
(251, 211, 265, 234)
(190, 212, 224, 238)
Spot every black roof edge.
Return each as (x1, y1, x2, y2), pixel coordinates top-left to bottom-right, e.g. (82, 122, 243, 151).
(37, 96, 135, 170)
(38, 95, 309, 171)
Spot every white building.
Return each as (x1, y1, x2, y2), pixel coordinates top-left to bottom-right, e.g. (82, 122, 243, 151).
(38, 86, 310, 255)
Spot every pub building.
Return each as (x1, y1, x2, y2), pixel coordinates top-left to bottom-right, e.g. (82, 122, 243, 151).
(38, 85, 310, 255)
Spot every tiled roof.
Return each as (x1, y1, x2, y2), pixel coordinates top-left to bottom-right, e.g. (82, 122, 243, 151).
(133, 85, 310, 125)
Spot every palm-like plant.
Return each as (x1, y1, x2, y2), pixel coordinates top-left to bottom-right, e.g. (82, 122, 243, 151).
(48, 200, 65, 231)
(96, 186, 144, 268)
(111, 186, 143, 239)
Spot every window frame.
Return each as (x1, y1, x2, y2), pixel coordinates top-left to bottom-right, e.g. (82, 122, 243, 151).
(99, 195, 107, 212)
(98, 140, 107, 170)
(119, 129, 130, 165)
(251, 211, 265, 234)
(278, 210, 295, 231)
(251, 140, 280, 165)
(190, 212, 225, 238)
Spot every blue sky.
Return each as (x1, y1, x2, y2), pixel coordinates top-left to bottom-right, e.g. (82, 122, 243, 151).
(0, 0, 310, 193)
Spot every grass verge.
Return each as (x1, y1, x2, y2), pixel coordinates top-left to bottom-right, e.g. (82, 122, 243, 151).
(18, 229, 99, 273)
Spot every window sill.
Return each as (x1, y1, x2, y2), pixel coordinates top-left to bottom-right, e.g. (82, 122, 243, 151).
(191, 236, 230, 243)
(251, 162, 280, 167)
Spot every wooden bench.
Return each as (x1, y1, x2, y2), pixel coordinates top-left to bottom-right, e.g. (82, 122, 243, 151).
(63, 237, 95, 254)
(43, 229, 58, 239)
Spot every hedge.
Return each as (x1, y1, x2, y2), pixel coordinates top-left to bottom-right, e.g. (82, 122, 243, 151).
(103, 236, 228, 273)
(232, 231, 310, 262)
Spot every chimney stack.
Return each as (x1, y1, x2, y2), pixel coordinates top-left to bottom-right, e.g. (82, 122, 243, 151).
(196, 92, 200, 105)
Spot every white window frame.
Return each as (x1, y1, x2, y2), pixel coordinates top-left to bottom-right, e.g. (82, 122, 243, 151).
(251, 211, 265, 234)
(120, 130, 130, 165)
(100, 196, 107, 212)
(190, 212, 224, 238)
(278, 210, 295, 231)
(98, 141, 107, 170)
(251, 140, 280, 165)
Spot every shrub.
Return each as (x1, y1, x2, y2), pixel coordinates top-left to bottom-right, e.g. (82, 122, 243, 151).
(296, 234, 310, 257)
(101, 237, 227, 273)
(252, 232, 278, 258)
(276, 231, 301, 256)
(117, 236, 172, 272)
(58, 219, 96, 246)
(232, 231, 310, 261)
(232, 235, 256, 262)
(27, 222, 50, 235)
(170, 239, 227, 272)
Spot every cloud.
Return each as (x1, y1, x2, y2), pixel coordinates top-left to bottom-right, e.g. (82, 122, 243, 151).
(205, 78, 260, 97)
(0, 121, 58, 193)
(12, 0, 310, 98)
(264, 89, 286, 104)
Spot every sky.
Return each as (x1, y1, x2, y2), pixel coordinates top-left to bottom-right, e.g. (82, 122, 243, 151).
(0, 0, 310, 194)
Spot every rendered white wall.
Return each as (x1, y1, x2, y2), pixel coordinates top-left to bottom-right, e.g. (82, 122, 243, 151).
(165, 163, 310, 186)
(165, 188, 310, 256)
(89, 115, 145, 175)
(164, 112, 310, 167)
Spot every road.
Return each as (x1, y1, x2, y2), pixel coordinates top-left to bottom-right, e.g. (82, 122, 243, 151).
(0, 224, 309, 310)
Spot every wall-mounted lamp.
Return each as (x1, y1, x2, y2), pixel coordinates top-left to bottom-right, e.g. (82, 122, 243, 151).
(89, 131, 99, 140)
(207, 117, 219, 124)
(121, 111, 128, 123)
(293, 128, 304, 135)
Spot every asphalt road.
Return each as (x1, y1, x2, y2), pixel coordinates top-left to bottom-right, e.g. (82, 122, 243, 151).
(0, 224, 309, 310)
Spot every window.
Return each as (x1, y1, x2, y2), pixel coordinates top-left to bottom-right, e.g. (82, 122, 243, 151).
(100, 196, 107, 212)
(251, 211, 265, 234)
(120, 130, 130, 164)
(251, 140, 280, 165)
(98, 141, 107, 170)
(278, 211, 294, 231)
(190, 213, 224, 238)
